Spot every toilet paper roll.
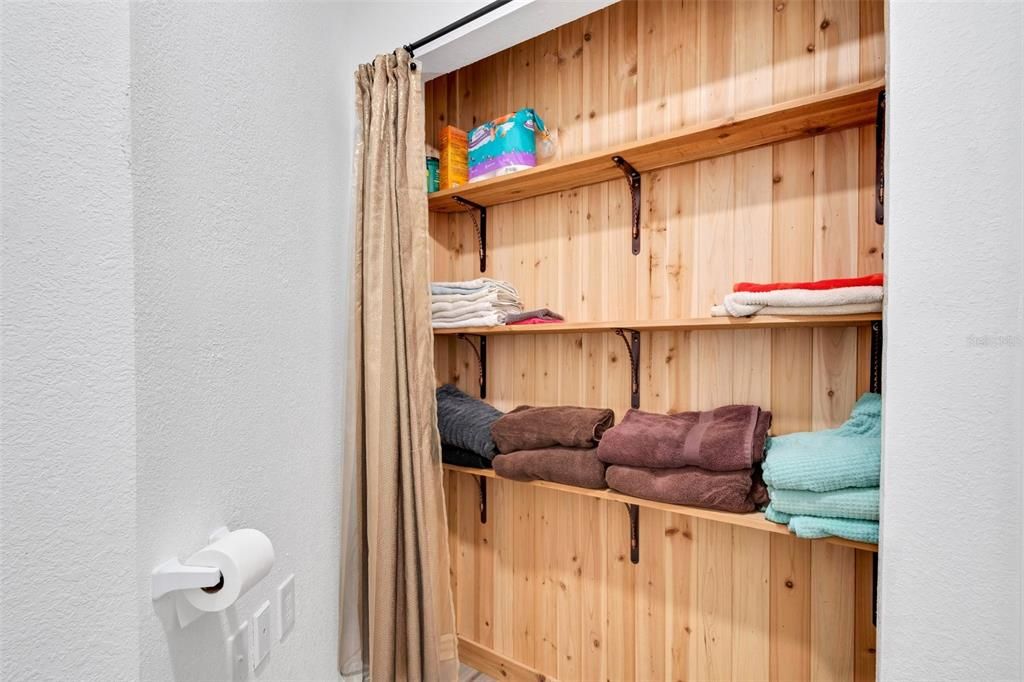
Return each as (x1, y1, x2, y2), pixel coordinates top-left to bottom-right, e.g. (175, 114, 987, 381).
(183, 529, 275, 612)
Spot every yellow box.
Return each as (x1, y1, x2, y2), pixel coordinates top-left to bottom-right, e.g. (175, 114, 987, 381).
(439, 125, 468, 190)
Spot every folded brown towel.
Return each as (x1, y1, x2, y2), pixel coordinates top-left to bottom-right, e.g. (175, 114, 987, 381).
(596, 406, 771, 471)
(605, 465, 768, 513)
(492, 448, 607, 489)
(491, 405, 615, 454)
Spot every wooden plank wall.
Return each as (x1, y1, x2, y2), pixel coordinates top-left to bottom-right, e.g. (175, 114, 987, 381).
(427, 1, 884, 679)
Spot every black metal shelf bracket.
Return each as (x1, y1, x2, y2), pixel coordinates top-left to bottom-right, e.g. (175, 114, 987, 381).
(624, 503, 640, 564)
(455, 333, 487, 399)
(477, 476, 488, 524)
(875, 89, 885, 225)
(869, 321, 883, 394)
(613, 328, 641, 408)
(453, 196, 488, 272)
(872, 552, 878, 626)
(612, 156, 642, 255)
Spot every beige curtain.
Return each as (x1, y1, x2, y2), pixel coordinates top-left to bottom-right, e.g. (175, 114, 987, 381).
(339, 51, 459, 681)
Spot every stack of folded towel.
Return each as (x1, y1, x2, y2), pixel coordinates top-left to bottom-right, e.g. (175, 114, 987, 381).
(597, 406, 772, 513)
(436, 384, 503, 468)
(762, 393, 881, 543)
(431, 278, 523, 328)
(711, 273, 883, 318)
(490, 405, 615, 489)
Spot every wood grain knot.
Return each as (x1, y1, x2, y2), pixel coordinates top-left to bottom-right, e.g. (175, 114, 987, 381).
(820, 18, 831, 29)
(785, 579, 795, 589)
(806, 43, 816, 52)
(584, 32, 592, 42)
(773, 175, 783, 184)
(775, 2, 785, 10)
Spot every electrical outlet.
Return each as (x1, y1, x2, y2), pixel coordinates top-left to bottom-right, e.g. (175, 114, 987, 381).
(251, 601, 272, 669)
(278, 574, 295, 640)
(226, 621, 249, 682)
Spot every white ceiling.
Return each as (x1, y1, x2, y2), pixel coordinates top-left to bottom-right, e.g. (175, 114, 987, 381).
(415, 0, 618, 81)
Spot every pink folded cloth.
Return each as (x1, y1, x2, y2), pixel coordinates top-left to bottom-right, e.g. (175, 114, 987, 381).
(508, 317, 564, 325)
(605, 465, 768, 513)
(505, 307, 564, 325)
(596, 406, 771, 471)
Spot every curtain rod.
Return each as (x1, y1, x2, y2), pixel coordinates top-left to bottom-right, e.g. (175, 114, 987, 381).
(402, 0, 516, 58)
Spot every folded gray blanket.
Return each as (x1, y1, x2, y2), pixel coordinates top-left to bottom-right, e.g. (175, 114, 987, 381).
(436, 384, 503, 459)
(492, 448, 607, 489)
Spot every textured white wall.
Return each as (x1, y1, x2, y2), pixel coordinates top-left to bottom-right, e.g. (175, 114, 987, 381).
(132, 3, 349, 680)
(880, 1, 1024, 679)
(1, 2, 139, 675)
(1, 2, 139, 679)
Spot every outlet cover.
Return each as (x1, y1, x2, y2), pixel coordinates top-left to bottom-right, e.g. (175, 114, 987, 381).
(278, 574, 295, 640)
(252, 601, 272, 669)
(227, 621, 249, 682)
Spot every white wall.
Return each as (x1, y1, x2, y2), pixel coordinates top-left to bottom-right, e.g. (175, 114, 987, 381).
(0, 2, 139, 679)
(880, 1, 1024, 679)
(131, 3, 349, 680)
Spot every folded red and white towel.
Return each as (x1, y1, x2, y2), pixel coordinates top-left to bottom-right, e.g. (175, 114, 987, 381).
(711, 302, 882, 317)
(717, 285, 883, 317)
(733, 273, 883, 293)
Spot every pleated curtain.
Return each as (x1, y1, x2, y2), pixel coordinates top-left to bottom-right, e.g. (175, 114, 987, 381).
(339, 50, 459, 682)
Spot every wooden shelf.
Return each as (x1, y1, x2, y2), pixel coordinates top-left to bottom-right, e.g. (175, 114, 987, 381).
(433, 313, 881, 336)
(444, 464, 877, 553)
(428, 79, 884, 213)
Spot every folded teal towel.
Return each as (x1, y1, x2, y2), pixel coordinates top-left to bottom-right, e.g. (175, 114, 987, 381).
(765, 506, 879, 544)
(767, 487, 879, 520)
(762, 393, 881, 492)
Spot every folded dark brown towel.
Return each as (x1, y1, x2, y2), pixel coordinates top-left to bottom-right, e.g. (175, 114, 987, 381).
(442, 445, 493, 469)
(606, 465, 768, 513)
(492, 448, 607, 489)
(596, 406, 771, 471)
(491, 405, 615, 453)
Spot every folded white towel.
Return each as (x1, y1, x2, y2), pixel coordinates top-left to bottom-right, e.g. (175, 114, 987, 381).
(431, 299, 495, 316)
(432, 307, 508, 323)
(431, 278, 520, 298)
(710, 302, 883, 317)
(432, 312, 503, 328)
(430, 288, 495, 303)
(720, 286, 883, 317)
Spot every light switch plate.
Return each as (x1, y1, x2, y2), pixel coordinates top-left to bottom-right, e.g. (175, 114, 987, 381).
(227, 621, 249, 682)
(251, 601, 272, 669)
(278, 574, 295, 640)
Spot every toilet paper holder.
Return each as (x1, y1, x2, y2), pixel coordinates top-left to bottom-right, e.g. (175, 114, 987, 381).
(151, 526, 229, 600)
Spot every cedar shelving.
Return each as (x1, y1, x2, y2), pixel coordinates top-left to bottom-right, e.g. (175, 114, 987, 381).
(437, 315, 883, 409)
(429, 8, 885, 673)
(432, 313, 881, 336)
(428, 78, 884, 212)
(443, 464, 878, 554)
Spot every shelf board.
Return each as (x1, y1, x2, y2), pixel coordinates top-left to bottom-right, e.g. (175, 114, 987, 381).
(444, 464, 877, 553)
(433, 313, 881, 336)
(428, 78, 884, 213)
